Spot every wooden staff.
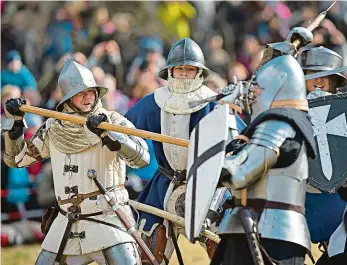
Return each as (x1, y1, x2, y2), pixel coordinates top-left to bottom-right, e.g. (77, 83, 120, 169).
(19, 105, 189, 147)
(128, 200, 221, 244)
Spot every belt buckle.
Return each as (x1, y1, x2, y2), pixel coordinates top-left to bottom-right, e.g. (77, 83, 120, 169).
(67, 205, 81, 222)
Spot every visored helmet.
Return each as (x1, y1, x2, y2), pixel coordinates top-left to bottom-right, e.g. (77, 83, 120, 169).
(251, 55, 307, 120)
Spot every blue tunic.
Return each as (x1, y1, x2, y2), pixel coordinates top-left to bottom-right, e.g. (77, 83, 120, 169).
(305, 192, 346, 243)
(125, 93, 246, 231)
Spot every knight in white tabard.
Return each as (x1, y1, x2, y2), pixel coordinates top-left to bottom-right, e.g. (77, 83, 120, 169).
(3, 59, 150, 265)
(125, 38, 246, 264)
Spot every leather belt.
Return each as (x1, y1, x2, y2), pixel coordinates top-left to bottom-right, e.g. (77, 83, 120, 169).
(158, 166, 186, 184)
(229, 198, 305, 215)
(57, 185, 125, 206)
(59, 208, 103, 218)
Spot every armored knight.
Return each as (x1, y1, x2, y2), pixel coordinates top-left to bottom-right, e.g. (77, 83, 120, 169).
(298, 46, 347, 265)
(125, 38, 245, 264)
(3, 59, 150, 265)
(211, 55, 317, 265)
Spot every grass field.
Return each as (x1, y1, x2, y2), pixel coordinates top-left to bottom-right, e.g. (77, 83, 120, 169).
(1, 236, 321, 265)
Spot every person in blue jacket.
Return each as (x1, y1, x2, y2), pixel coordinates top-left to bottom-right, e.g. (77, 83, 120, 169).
(1, 50, 37, 92)
(125, 37, 245, 264)
(1, 50, 40, 105)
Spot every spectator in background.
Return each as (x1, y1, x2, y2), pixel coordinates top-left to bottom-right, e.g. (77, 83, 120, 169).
(125, 36, 166, 89)
(41, 7, 74, 76)
(1, 50, 41, 106)
(1, 85, 22, 116)
(88, 7, 116, 46)
(237, 35, 264, 73)
(111, 12, 141, 71)
(310, 19, 347, 67)
(1, 9, 41, 76)
(156, 1, 196, 44)
(128, 59, 162, 108)
(227, 62, 250, 83)
(203, 74, 228, 93)
(104, 74, 131, 116)
(205, 33, 231, 79)
(88, 40, 124, 89)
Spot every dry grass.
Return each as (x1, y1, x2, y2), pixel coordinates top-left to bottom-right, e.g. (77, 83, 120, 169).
(1, 236, 322, 265)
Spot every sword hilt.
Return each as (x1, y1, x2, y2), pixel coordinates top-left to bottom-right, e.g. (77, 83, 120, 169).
(87, 169, 160, 265)
(88, 169, 107, 194)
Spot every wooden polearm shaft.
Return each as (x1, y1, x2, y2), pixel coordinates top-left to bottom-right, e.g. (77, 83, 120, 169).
(128, 200, 221, 244)
(19, 105, 189, 147)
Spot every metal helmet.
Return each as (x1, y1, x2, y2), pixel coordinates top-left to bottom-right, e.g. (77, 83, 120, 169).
(56, 59, 108, 111)
(298, 46, 347, 88)
(158, 38, 214, 80)
(251, 55, 307, 121)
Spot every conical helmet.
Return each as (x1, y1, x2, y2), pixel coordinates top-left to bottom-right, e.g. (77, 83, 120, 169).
(297, 46, 347, 88)
(56, 59, 108, 111)
(158, 38, 214, 80)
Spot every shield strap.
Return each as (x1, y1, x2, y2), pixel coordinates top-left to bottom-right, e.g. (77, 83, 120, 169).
(231, 198, 305, 215)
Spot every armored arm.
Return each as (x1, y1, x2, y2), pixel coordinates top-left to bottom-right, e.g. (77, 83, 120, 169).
(102, 118, 150, 169)
(4, 123, 50, 168)
(221, 120, 296, 190)
(206, 187, 231, 225)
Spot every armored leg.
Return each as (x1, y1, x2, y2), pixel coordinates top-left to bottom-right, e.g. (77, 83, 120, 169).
(103, 242, 142, 265)
(35, 250, 58, 265)
(141, 225, 174, 265)
(220, 235, 306, 265)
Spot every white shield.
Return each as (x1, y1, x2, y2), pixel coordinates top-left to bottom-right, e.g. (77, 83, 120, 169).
(185, 104, 229, 242)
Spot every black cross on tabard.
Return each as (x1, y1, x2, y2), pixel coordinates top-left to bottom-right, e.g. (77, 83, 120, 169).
(186, 123, 227, 240)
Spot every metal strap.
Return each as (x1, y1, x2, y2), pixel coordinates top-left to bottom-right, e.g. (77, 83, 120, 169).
(270, 99, 309, 111)
(232, 198, 305, 215)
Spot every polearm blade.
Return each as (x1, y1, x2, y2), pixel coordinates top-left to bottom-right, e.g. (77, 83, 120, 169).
(305, 66, 347, 81)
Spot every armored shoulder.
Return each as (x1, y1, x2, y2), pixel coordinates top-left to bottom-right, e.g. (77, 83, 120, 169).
(250, 120, 296, 155)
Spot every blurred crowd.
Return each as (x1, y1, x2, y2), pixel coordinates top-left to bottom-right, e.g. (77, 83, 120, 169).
(1, 0, 347, 247)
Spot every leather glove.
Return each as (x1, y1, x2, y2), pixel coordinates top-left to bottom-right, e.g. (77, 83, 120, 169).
(86, 113, 108, 136)
(5, 98, 26, 117)
(286, 27, 313, 47)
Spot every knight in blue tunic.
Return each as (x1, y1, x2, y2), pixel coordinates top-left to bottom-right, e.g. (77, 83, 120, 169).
(298, 46, 347, 264)
(125, 38, 245, 263)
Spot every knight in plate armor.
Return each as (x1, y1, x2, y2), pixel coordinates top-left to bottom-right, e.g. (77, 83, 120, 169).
(3, 59, 150, 265)
(211, 54, 317, 265)
(125, 38, 245, 264)
(298, 46, 347, 265)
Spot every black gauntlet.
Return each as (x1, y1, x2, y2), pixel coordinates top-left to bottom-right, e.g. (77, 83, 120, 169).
(8, 120, 26, 140)
(86, 113, 108, 136)
(5, 98, 26, 117)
